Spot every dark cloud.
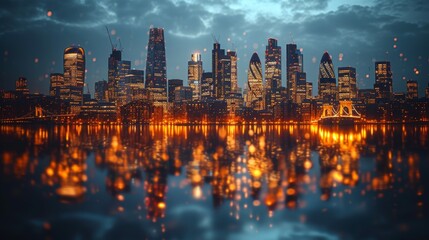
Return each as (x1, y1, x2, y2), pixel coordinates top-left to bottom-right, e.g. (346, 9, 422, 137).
(1, 0, 429, 96)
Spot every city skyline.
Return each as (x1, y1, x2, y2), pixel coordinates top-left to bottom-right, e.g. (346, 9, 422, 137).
(1, 0, 428, 97)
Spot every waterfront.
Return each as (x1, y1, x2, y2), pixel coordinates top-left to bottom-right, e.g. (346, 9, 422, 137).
(1, 124, 428, 239)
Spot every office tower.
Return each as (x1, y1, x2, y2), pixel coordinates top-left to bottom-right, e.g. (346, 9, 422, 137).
(245, 53, 264, 110)
(175, 86, 193, 103)
(15, 77, 30, 95)
(295, 72, 307, 104)
(94, 80, 108, 101)
(306, 82, 313, 99)
(265, 38, 282, 109)
(287, 43, 303, 102)
(49, 73, 64, 97)
(188, 53, 203, 101)
(168, 79, 183, 103)
(374, 61, 393, 99)
(107, 48, 122, 103)
(228, 51, 238, 93)
(115, 60, 131, 107)
(212, 42, 233, 100)
(145, 28, 167, 104)
(63, 46, 85, 112)
(406, 80, 418, 99)
(338, 67, 357, 100)
(318, 52, 336, 103)
(201, 72, 213, 101)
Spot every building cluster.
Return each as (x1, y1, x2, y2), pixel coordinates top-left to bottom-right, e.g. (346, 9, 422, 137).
(1, 27, 429, 123)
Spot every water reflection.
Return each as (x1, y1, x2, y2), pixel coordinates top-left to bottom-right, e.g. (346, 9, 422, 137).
(0, 124, 428, 239)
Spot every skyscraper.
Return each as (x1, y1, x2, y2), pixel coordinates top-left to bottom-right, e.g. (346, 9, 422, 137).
(265, 38, 282, 109)
(168, 79, 183, 103)
(318, 52, 336, 103)
(94, 80, 108, 101)
(49, 73, 64, 97)
(228, 51, 238, 94)
(63, 46, 85, 112)
(338, 67, 357, 100)
(188, 53, 202, 101)
(374, 61, 392, 99)
(146, 28, 167, 105)
(212, 42, 233, 100)
(245, 53, 264, 110)
(107, 48, 122, 103)
(287, 43, 304, 103)
(406, 80, 418, 99)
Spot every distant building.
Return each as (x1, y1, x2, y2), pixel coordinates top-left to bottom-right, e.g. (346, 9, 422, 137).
(145, 28, 167, 105)
(374, 61, 392, 99)
(212, 42, 234, 100)
(168, 79, 183, 103)
(50, 73, 64, 97)
(228, 51, 238, 94)
(188, 53, 203, 101)
(107, 48, 122, 103)
(306, 82, 313, 99)
(318, 52, 336, 103)
(201, 72, 213, 101)
(265, 38, 282, 109)
(287, 43, 304, 103)
(338, 67, 357, 100)
(175, 86, 193, 103)
(63, 46, 85, 113)
(245, 53, 264, 110)
(16, 77, 30, 95)
(295, 72, 307, 104)
(426, 83, 429, 99)
(406, 80, 418, 99)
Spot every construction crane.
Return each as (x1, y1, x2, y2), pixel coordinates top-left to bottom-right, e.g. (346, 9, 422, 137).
(105, 26, 116, 51)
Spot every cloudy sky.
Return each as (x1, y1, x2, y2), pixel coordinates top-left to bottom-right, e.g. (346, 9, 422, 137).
(1, 0, 429, 96)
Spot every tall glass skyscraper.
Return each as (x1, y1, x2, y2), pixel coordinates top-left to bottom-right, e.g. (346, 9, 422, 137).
(145, 28, 167, 104)
(49, 73, 64, 97)
(265, 38, 282, 109)
(287, 43, 304, 103)
(63, 46, 85, 113)
(374, 61, 392, 99)
(338, 67, 357, 100)
(318, 52, 336, 103)
(246, 52, 264, 110)
(188, 53, 202, 101)
(107, 48, 122, 103)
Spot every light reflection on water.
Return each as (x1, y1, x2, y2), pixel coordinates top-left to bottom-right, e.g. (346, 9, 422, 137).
(0, 124, 428, 239)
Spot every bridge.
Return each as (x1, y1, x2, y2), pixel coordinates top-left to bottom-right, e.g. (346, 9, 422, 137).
(318, 100, 361, 125)
(1, 105, 75, 124)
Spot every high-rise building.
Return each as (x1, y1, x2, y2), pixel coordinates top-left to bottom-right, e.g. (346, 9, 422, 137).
(49, 73, 64, 97)
(63, 46, 85, 112)
(295, 72, 307, 104)
(212, 42, 233, 100)
(145, 28, 167, 105)
(265, 38, 282, 109)
(287, 43, 304, 103)
(406, 80, 418, 99)
(94, 80, 108, 101)
(306, 82, 313, 99)
(228, 51, 238, 94)
(168, 79, 183, 103)
(338, 67, 357, 100)
(188, 53, 203, 101)
(201, 72, 213, 101)
(107, 48, 122, 103)
(318, 52, 336, 103)
(245, 53, 264, 110)
(116, 60, 131, 107)
(374, 61, 392, 99)
(15, 77, 30, 95)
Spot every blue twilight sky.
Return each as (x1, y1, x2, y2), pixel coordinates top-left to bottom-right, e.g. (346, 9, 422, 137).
(1, 0, 428, 96)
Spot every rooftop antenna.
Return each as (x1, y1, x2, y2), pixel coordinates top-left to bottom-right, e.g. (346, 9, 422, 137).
(105, 26, 114, 51)
(290, 32, 295, 44)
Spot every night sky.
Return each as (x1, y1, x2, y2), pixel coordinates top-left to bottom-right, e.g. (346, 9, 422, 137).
(1, 0, 428, 96)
